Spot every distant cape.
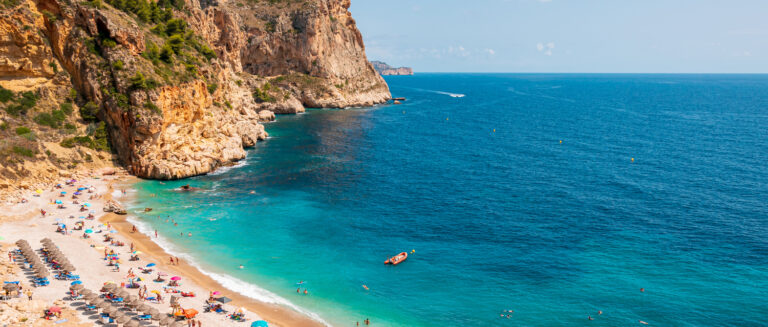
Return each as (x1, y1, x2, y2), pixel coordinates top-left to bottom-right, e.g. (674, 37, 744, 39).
(370, 61, 414, 76)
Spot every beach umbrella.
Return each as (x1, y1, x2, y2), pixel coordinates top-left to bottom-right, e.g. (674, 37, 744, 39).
(36, 271, 50, 278)
(138, 304, 152, 313)
(85, 229, 93, 234)
(61, 192, 66, 195)
(132, 251, 142, 255)
(109, 230, 118, 234)
(70, 281, 82, 286)
(80, 289, 93, 296)
(114, 313, 129, 322)
(85, 293, 99, 301)
(252, 321, 269, 327)
(149, 308, 160, 316)
(183, 308, 198, 319)
(3, 284, 18, 291)
(126, 299, 140, 308)
(74, 192, 81, 195)
(55, 200, 62, 204)
(125, 320, 140, 327)
(49, 306, 62, 313)
(211, 291, 221, 295)
(159, 317, 174, 326)
(127, 295, 138, 302)
(169, 321, 184, 327)
(117, 290, 129, 298)
(102, 306, 116, 314)
(103, 283, 116, 292)
(70, 284, 84, 291)
(216, 296, 232, 304)
(150, 290, 161, 295)
(146, 263, 156, 267)
(90, 299, 104, 306)
(170, 276, 181, 281)
(62, 265, 76, 272)
(36, 189, 43, 194)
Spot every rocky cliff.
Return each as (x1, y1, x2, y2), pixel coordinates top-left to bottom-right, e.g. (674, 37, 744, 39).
(0, 0, 390, 187)
(371, 60, 413, 76)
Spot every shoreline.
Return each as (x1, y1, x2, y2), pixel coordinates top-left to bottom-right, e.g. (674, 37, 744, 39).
(0, 171, 327, 327)
(101, 181, 327, 327)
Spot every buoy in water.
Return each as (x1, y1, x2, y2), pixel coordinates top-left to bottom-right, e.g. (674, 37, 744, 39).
(411, 249, 415, 253)
(493, 129, 496, 133)
(559, 140, 563, 144)
(446, 117, 449, 121)
(362, 285, 369, 290)
(631, 158, 635, 162)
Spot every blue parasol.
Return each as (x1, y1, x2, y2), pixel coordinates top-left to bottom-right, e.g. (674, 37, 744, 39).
(252, 321, 269, 327)
(146, 263, 156, 267)
(70, 281, 82, 285)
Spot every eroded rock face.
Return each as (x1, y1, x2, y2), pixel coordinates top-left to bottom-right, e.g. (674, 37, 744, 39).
(0, 6, 55, 79)
(1, 0, 388, 180)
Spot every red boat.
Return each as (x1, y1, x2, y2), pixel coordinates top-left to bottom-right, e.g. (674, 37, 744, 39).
(384, 252, 408, 265)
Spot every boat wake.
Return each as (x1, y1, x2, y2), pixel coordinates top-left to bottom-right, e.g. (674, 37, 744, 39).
(433, 90, 465, 98)
(126, 216, 332, 327)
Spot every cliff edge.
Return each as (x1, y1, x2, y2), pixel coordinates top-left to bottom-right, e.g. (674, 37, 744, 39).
(0, 0, 390, 191)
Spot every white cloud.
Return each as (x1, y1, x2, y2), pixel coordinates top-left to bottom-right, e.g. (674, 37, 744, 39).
(536, 42, 555, 56)
(485, 48, 496, 55)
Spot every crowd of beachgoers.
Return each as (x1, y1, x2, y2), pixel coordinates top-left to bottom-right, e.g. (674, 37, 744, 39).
(0, 170, 285, 326)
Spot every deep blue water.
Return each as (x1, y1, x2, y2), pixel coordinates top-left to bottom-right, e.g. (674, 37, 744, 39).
(127, 74, 768, 326)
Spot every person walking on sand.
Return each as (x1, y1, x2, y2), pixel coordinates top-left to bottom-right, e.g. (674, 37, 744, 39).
(155, 229, 158, 238)
(175, 257, 180, 265)
(130, 243, 134, 252)
(25, 290, 32, 300)
(170, 256, 174, 265)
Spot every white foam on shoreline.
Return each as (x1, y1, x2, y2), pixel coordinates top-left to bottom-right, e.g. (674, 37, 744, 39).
(126, 216, 332, 327)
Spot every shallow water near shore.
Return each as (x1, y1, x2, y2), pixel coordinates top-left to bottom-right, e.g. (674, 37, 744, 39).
(126, 74, 768, 326)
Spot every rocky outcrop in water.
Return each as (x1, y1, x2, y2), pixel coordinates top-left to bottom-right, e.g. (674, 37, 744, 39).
(371, 61, 413, 76)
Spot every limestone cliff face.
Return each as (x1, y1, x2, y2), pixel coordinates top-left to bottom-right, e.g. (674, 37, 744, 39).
(0, 0, 388, 181)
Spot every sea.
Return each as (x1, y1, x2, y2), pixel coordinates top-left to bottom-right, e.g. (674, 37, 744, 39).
(124, 74, 768, 326)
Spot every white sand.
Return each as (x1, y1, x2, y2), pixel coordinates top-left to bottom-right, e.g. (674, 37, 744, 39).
(0, 173, 268, 326)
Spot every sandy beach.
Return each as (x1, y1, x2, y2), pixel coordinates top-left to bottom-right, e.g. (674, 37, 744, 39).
(0, 170, 324, 327)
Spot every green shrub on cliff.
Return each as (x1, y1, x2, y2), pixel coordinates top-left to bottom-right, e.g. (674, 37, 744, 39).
(12, 145, 35, 157)
(15, 126, 31, 135)
(60, 102, 74, 115)
(130, 72, 148, 90)
(80, 101, 99, 122)
(34, 108, 67, 128)
(0, 86, 13, 103)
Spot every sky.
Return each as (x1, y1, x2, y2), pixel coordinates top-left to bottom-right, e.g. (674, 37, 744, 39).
(351, 0, 768, 73)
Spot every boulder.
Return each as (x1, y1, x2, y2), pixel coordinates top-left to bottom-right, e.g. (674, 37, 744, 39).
(103, 199, 127, 215)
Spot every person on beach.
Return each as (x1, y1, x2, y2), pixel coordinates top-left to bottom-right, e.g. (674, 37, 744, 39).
(170, 257, 175, 265)
(155, 230, 158, 238)
(130, 243, 134, 252)
(175, 257, 180, 265)
(365, 318, 369, 325)
(25, 290, 32, 300)
(132, 226, 137, 233)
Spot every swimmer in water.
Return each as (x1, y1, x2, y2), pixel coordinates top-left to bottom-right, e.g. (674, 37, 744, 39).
(188, 232, 192, 237)
(239, 264, 244, 269)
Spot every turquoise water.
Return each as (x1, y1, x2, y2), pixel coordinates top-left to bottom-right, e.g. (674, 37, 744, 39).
(126, 74, 768, 326)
